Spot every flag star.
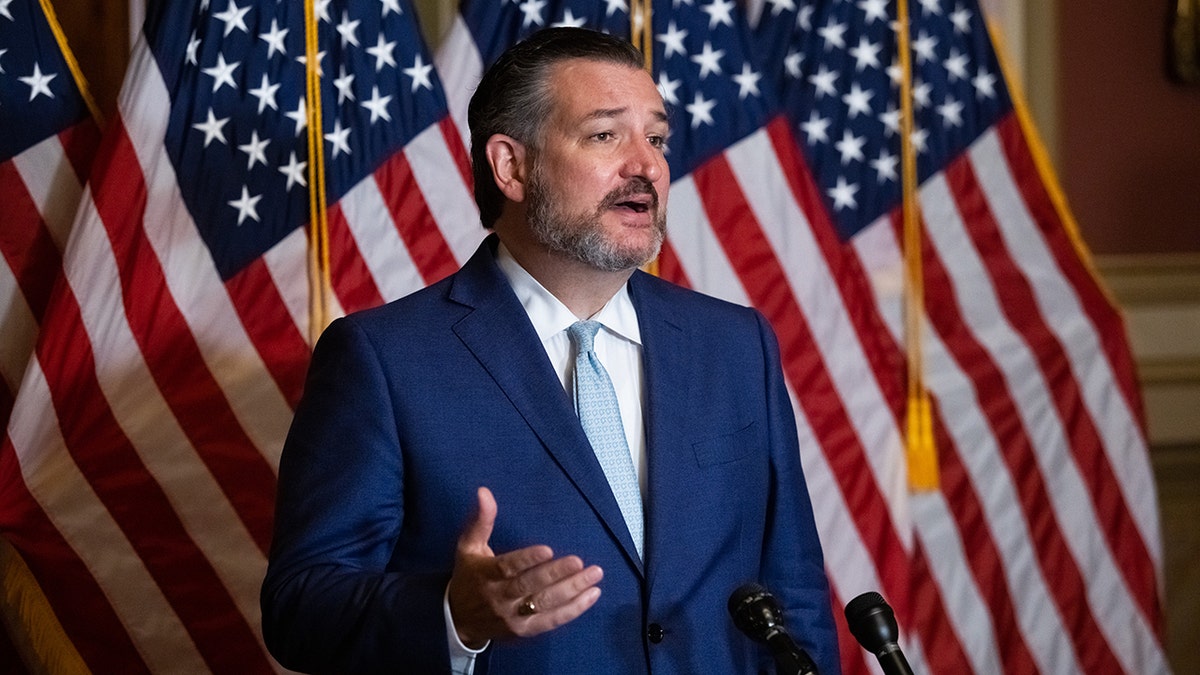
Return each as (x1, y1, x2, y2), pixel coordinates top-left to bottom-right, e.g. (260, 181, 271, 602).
(186, 33, 201, 65)
(701, 0, 735, 29)
(279, 151, 308, 190)
(879, 103, 901, 136)
(818, 19, 848, 50)
(296, 50, 327, 77)
(259, 19, 288, 58)
(766, 0, 794, 16)
(911, 126, 929, 153)
(672, 0, 693, 7)
(337, 12, 361, 48)
(870, 149, 899, 183)
(784, 50, 803, 78)
(912, 31, 939, 65)
(238, 130, 270, 169)
(800, 111, 830, 145)
(518, 0, 546, 26)
(553, 8, 587, 26)
(835, 129, 866, 165)
(797, 5, 814, 31)
(380, 0, 403, 15)
(248, 74, 280, 112)
(403, 54, 434, 92)
(887, 58, 901, 86)
(690, 41, 725, 79)
(202, 53, 240, 92)
(685, 91, 717, 128)
(656, 72, 681, 105)
(192, 109, 229, 147)
(944, 48, 970, 82)
(918, 0, 942, 15)
(808, 64, 839, 99)
(827, 176, 859, 211)
(848, 36, 881, 71)
(656, 20, 689, 59)
(214, 0, 252, 37)
(951, 5, 973, 33)
(334, 65, 356, 104)
(732, 62, 762, 99)
(361, 85, 393, 123)
(0, 0, 12, 20)
(367, 34, 397, 71)
(842, 82, 874, 118)
(913, 79, 933, 109)
(228, 186, 262, 225)
(325, 119, 353, 157)
(937, 95, 965, 127)
(973, 67, 997, 99)
(605, 0, 628, 17)
(286, 97, 307, 136)
(315, 0, 332, 22)
(0, 48, 7, 74)
(19, 63, 57, 101)
(858, 0, 889, 23)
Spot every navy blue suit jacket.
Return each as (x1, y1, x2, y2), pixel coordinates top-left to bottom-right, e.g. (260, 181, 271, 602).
(262, 237, 840, 674)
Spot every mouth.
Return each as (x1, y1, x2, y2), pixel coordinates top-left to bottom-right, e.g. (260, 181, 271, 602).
(603, 179, 659, 216)
(614, 195, 653, 214)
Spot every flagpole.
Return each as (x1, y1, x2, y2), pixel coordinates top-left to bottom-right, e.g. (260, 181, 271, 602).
(304, 0, 332, 344)
(631, 0, 659, 277)
(895, 0, 939, 491)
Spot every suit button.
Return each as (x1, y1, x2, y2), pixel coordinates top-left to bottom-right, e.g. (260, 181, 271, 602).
(647, 623, 665, 643)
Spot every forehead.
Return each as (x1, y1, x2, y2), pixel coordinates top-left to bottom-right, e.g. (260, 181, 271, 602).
(545, 58, 667, 125)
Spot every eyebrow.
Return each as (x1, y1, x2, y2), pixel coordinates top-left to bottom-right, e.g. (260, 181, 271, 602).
(581, 107, 671, 127)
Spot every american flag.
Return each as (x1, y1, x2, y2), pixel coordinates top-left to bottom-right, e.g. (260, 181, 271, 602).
(0, 0, 477, 670)
(439, 0, 1167, 673)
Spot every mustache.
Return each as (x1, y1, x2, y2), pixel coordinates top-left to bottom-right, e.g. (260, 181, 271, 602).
(599, 177, 659, 211)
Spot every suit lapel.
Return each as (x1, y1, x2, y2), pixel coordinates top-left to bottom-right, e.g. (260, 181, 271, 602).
(449, 238, 645, 573)
(629, 272, 693, 589)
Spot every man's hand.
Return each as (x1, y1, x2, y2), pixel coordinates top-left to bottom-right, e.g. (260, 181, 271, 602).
(447, 487, 604, 648)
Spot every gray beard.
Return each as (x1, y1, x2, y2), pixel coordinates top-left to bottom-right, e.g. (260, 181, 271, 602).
(526, 168, 666, 273)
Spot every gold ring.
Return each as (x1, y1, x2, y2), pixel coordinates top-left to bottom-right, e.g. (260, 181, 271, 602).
(517, 598, 537, 616)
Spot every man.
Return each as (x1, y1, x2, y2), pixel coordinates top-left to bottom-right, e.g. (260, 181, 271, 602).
(261, 27, 839, 674)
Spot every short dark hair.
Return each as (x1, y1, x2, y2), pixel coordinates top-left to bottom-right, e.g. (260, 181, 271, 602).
(467, 27, 645, 229)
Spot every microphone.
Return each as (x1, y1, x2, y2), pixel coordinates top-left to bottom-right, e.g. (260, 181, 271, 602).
(844, 592, 914, 675)
(728, 583, 819, 675)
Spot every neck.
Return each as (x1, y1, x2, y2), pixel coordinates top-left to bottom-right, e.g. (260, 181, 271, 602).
(495, 227, 635, 319)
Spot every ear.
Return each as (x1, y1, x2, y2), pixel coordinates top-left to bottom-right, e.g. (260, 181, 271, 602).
(485, 134, 530, 203)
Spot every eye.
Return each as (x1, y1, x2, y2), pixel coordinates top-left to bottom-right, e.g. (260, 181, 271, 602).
(648, 135, 666, 149)
(591, 131, 614, 142)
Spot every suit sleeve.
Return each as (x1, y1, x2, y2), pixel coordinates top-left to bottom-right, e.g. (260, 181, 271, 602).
(754, 310, 843, 675)
(260, 317, 450, 674)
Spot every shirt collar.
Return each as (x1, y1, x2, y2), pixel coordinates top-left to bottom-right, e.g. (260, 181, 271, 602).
(495, 242, 642, 346)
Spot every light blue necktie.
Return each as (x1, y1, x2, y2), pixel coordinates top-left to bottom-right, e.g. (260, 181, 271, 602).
(567, 320, 644, 559)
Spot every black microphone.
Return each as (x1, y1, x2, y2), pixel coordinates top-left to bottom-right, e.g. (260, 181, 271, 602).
(728, 583, 820, 675)
(844, 592, 914, 675)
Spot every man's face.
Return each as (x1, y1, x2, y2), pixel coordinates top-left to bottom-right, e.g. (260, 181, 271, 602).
(525, 59, 671, 273)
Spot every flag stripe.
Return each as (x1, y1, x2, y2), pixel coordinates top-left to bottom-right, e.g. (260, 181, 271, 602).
(913, 186, 1123, 673)
(330, 200, 388, 315)
(90, 124, 277, 554)
(225, 254, 311, 409)
(692, 152, 916, 612)
(946, 146, 1162, 638)
(10, 133, 85, 250)
(375, 151, 460, 285)
(0, 168, 61, 323)
(28, 272, 270, 673)
(0, 438, 150, 675)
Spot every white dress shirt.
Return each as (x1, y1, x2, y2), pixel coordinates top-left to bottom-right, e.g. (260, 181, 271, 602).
(446, 243, 648, 673)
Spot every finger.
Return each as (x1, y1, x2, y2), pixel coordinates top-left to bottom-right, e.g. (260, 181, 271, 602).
(500, 554, 587, 599)
(517, 582, 603, 637)
(457, 487, 498, 555)
(520, 564, 603, 614)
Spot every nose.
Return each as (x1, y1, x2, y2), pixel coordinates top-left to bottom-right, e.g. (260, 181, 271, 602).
(620, 137, 665, 185)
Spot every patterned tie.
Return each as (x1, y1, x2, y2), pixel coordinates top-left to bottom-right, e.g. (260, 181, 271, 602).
(567, 320, 644, 559)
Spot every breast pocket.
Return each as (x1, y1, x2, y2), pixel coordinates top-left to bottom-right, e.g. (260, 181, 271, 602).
(691, 420, 758, 467)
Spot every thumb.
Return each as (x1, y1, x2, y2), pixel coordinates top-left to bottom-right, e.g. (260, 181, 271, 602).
(457, 486, 497, 555)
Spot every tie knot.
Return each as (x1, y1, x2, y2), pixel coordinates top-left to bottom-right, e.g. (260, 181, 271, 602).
(567, 320, 601, 353)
